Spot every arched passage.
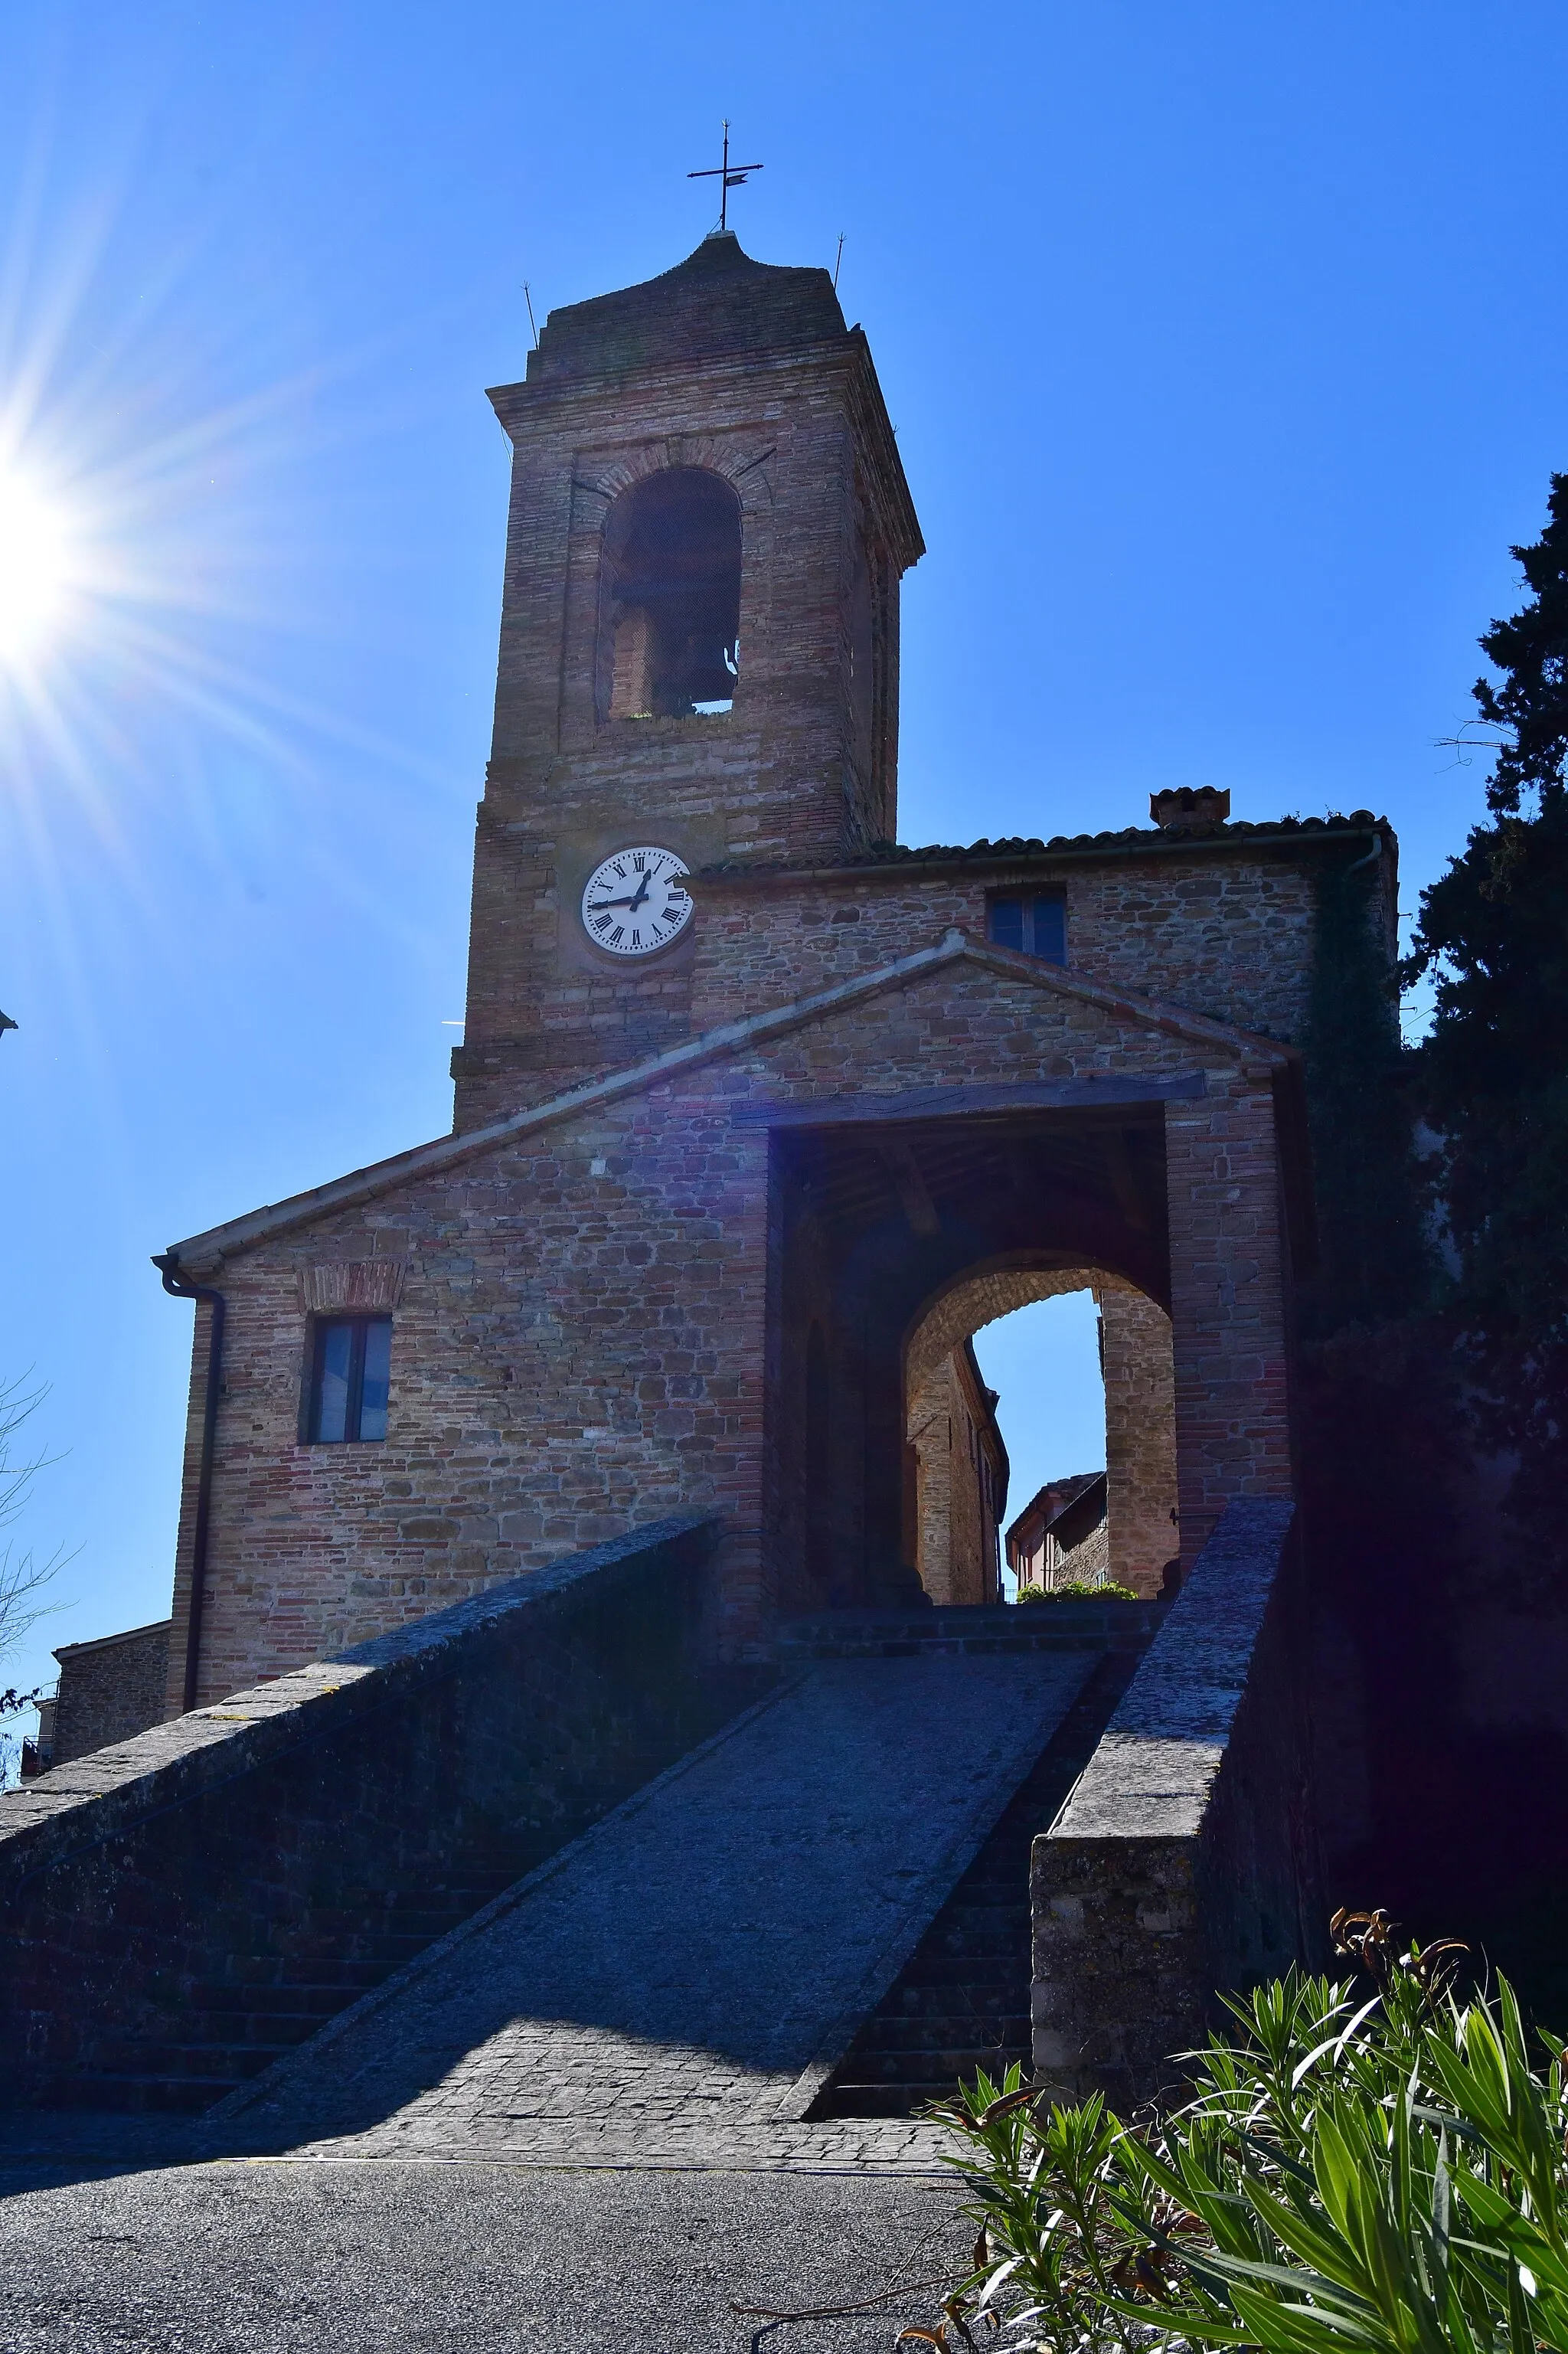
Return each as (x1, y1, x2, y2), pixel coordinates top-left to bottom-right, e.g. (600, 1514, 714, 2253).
(902, 1262, 1178, 1603)
(765, 1097, 1175, 1616)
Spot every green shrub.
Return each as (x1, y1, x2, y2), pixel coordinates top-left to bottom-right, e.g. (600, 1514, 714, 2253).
(1014, 1580, 1141, 1604)
(913, 1913, 1568, 2354)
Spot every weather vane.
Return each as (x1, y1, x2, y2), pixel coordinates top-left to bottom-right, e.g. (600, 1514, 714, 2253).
(688, 119, 763, 234)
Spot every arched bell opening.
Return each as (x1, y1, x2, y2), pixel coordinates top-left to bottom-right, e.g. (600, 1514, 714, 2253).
(597, 467, 742, 721)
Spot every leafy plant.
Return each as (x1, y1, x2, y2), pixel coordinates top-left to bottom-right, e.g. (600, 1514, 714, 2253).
(911, 1913, 1568, 2354)
(1014, 1581, 1141, 1605)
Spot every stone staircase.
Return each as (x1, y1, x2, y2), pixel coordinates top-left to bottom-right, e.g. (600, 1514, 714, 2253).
(775, 1601, 1164, 2121)
(35, 1598, 1160, 2124)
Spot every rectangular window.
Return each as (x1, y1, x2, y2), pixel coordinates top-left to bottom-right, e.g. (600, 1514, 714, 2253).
(307, 1316, 392, 1443)
(987, 893, 1067, 964)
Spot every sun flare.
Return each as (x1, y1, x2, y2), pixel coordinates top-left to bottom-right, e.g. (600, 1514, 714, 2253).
(0, 466, 76, 666)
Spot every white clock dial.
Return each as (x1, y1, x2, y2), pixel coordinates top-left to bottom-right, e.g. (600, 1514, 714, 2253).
(580, 846, 693, 959)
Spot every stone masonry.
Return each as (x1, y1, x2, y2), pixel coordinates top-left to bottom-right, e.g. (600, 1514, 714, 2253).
(1097, 1286, 1178, 1595)
(906, 1339, 1007, 1605)
(50, 1621, 172, 1767)
(453, 232, 922, 1121)
(158, 937, 1314, 1698)
(132, 228, 1395, 1715)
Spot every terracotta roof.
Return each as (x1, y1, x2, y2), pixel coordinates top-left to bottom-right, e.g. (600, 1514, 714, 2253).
(1005, 1471, 1103, 1551)
(697, 811, 1390, 886)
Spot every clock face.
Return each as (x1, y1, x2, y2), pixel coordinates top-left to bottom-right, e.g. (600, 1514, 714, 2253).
(580, 846, 694, 959)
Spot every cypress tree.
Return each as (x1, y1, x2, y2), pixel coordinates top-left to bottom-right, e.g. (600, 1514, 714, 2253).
(1406, 474, 1568, 1590)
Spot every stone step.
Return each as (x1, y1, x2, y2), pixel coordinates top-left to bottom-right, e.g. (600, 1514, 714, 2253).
(815, 2076, 1022, 2119)
(44, 1841, 539, 2111)
(811, 1646, 1141, 2119)
(176, 2009, 332, 2048)
(857, 2013, 1030, 2054)
(188, 1982, 358, 2018)
(778, 1600, 1165, 1663)
(831, 2047, 1029, 2086)
(96, 2038, 294, 2082)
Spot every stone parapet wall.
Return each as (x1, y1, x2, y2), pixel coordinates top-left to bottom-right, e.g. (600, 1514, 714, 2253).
(1030, 1496, 1321, 2107)
(0, 1516, 732, 2110)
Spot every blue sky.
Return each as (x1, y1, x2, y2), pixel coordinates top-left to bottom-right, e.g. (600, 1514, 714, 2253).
(1, 1, 1565, 1696)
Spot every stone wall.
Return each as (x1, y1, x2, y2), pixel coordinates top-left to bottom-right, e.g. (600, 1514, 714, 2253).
(454, 240, 923, 1127)
(908, 1342, 1006, 1604)
(1096, 1287, 1178, 1596)
(1165, 1076, 1294, 1563)
(1055, 1515, 1109, 1587)
(1030, 1497, 1321, 2107)
(161, 940, 1298, 1696)
(0, 1517, 734, 2109)
(51, 1621, 172, 1767)
(688, 838, 1354, 1054)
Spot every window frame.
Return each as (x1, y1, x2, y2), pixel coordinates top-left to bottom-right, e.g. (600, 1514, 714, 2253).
(304, 1313, 393, 1446)
(985, 890, 1068, 964)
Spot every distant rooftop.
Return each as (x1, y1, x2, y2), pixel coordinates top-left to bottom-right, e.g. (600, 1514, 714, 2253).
(524, 233, 850, 385)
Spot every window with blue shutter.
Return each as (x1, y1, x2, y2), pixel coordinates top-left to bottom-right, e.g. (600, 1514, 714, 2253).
(986, 893, 1066, 964)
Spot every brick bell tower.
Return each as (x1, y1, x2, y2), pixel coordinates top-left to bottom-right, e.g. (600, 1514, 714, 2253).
(451, 230, 924, 1129)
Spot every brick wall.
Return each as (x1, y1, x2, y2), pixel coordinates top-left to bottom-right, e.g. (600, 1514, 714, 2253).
(164, 944, 1301, 1696)
(51, 1622, 172, 1766)
(1097, 1287, 1178, 1596)
(1, 1518, 738, 2108)
(907, 1343, 1006, 1605)
(686, 845, 1329, 1060)
(1162, 1071, 1295, 1564)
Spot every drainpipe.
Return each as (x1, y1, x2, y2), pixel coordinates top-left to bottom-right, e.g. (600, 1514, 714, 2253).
(152, 1253, 226, 1714)
(1344, 833, 1383, 875)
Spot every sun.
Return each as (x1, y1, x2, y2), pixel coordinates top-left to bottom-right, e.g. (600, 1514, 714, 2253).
(0, 465, 77, 667)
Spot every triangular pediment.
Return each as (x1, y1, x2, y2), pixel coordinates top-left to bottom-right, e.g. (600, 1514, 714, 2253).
(169, 931, 1294, 1270)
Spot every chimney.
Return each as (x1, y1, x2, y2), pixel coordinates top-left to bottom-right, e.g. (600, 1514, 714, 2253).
(1150, 786, 1230, 835)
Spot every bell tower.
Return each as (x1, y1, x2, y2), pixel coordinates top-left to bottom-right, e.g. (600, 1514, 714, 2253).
(452, 231, 924, 1129)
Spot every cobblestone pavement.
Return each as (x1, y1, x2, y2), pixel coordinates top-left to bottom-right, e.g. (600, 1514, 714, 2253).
(222, 1653, 1091, 2167)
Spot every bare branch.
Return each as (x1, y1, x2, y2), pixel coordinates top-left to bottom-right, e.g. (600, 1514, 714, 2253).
(0, 1375, 72, 1668)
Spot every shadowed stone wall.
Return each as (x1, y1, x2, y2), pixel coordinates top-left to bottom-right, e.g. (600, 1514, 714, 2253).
(1031, 1497, 1322, 2106)
(0, 1517, 739, 2110)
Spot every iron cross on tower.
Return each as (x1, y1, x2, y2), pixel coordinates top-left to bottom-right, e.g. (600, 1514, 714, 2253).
(688, 120, 763, 233)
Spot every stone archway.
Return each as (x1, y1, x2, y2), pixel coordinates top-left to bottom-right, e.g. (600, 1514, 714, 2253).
(764, 1094, 1181, 1618)
(903, 1260, 1178, 1601)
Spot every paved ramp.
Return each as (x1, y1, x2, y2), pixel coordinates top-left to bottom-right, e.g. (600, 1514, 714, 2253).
(222, 1652, 1093, 2166)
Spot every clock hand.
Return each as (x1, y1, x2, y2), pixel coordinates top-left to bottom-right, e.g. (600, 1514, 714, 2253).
(591, 871, 658, 914)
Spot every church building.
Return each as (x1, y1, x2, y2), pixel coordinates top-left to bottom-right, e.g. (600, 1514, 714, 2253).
(147, 229, 1396, 1718)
